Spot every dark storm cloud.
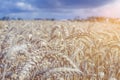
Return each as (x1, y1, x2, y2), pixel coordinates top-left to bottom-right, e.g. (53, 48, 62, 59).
(0, 0, 113, 13)
(62, 0, 113, 8)
(0, 0, 114, 19)
(29, 0, 113, 8)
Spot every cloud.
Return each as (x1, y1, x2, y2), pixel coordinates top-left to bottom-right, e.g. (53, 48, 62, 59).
(57, 0, 113, 8)
(27, 0, 113, 9)
(61, 0, 120, 18)
(7, 11, 75, 19)
(0, 0, 118, 19)
(16, 2, 37, 11)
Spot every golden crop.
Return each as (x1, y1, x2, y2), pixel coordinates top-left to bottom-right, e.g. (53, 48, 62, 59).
(0, 20, 120, 80)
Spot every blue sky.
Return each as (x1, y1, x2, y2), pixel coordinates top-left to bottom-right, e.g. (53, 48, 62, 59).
(0, 0, 120, 19)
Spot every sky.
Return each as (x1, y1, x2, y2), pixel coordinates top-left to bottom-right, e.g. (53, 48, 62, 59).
(0, 0, 120, 19)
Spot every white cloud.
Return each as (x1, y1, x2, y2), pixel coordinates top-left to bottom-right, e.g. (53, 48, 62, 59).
(16, 2, 37, 11)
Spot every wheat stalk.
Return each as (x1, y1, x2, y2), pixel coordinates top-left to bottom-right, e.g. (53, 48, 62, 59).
(41, 67, 83, 79)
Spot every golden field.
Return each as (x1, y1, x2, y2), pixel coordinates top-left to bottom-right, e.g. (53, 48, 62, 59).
(0, 20, 120, 80)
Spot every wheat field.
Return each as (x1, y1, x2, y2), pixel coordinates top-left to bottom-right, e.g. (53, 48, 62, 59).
(0, 20, 120, 80)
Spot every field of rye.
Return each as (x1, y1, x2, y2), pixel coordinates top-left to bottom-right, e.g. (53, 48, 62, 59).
(0, 20, 120, 80)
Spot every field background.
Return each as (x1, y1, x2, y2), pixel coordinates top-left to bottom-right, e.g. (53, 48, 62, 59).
(0, 20, 120, 80)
